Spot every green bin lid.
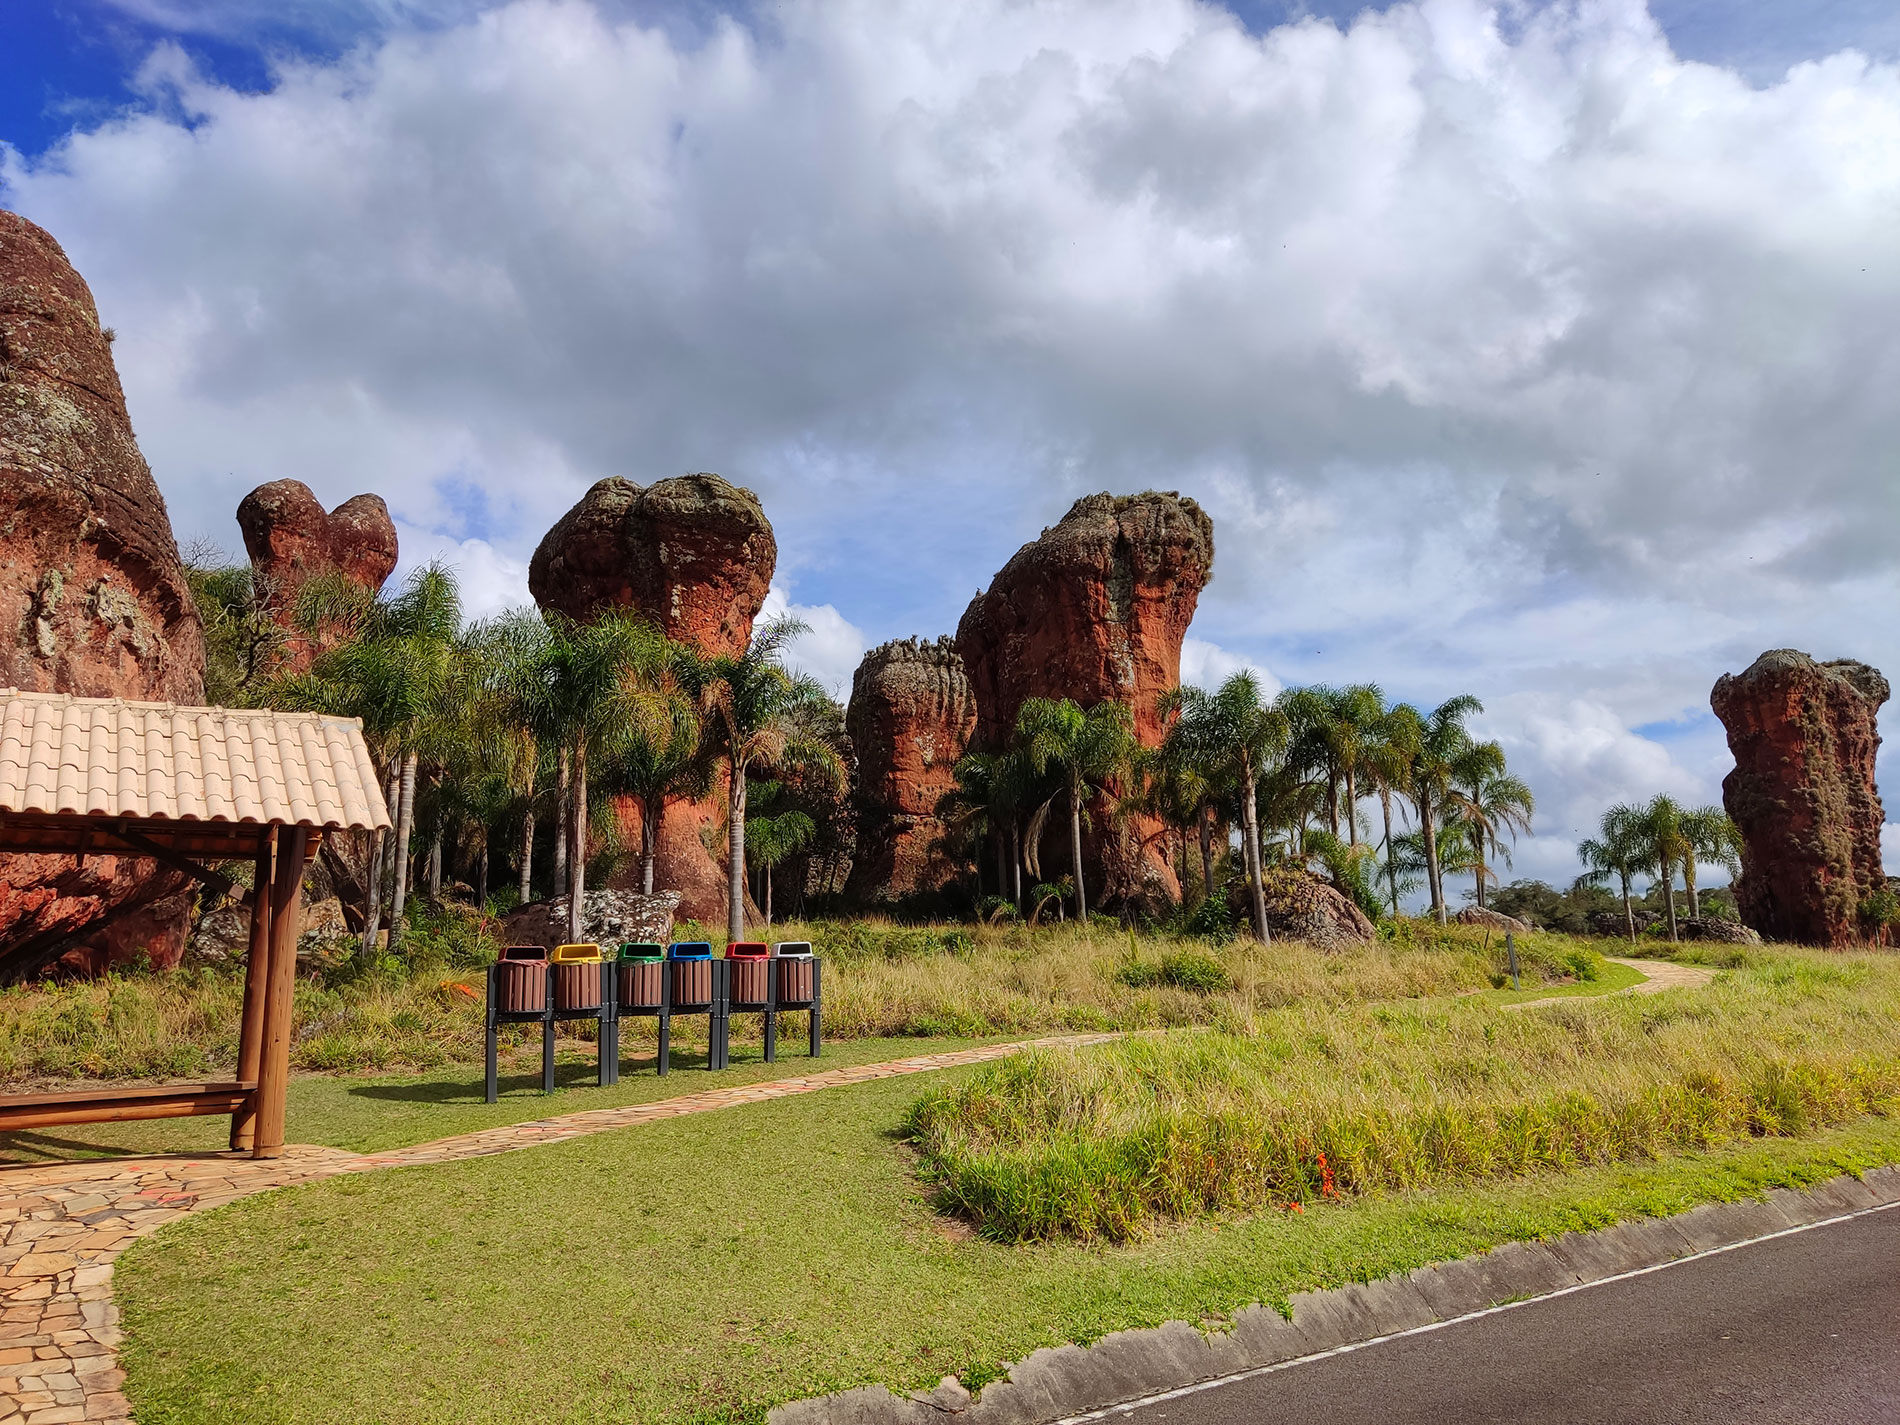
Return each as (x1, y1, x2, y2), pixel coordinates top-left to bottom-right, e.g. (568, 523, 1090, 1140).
(618, 942, 665, 961)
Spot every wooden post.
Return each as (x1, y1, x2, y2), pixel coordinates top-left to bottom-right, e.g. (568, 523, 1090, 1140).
(229, 828, 277, 1151)
(252, 825, 309, 1159)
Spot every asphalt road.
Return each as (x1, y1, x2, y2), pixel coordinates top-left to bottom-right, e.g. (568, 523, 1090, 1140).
(1117, 1206, 1900, 1425)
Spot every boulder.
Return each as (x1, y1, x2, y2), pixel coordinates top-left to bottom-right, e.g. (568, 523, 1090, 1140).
(1679, 916, 1762, 946)
(1452, 905, 1533, 935)
(1711, 650, 1889, 947)
(0, 211, 206, 979)
(1233, 867, 1374, 949)
(957, 492, 1214, 907)
(237, 478, 398, 673)
(1590, 909, 1659, 939)
(842, 638, 976, 906)
(500, 890, 682, 950)
(528, 474, 775, 921)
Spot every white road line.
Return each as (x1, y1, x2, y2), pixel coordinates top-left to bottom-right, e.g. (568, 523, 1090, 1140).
(1051, 1195, 1900, 1425)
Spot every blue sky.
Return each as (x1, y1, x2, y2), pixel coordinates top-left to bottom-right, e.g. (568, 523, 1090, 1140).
(5, 0, 1899, 895)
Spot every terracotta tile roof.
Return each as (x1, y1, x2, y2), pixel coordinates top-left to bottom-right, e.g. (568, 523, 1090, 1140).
(0, 690, 391, 831)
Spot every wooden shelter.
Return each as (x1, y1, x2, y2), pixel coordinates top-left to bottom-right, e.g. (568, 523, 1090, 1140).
(0, 689, 390, 1157)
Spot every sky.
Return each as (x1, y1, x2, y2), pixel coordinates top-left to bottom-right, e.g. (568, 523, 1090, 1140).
(4, 0, 1899, 899)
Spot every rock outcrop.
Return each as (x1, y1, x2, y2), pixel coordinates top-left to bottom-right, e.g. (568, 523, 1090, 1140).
(529, 475, 776, 919)
(1711, 650, 1889, 947)
(957, 492, 1214, 906)
(1234, 867, 1374, 949)
(501, 890, 681, 950)
(1452, 905, 1533, 935)
(1679, 917, 1763, 946)
(0, 211, 206, 979)
(842, 638, 976, 907)
(237, 478, 398, 673)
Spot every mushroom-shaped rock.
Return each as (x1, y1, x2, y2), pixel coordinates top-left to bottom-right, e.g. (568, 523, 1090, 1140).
(1711, 649, 1889, 947)
(237, 479, 399, 672)
(843, 637, 976, 907)
(957, 492, 1214, 907)
(528, 473, 777, 920)
(0, 211, 206, 977)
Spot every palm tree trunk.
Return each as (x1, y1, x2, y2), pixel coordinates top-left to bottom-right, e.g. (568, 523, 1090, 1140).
(764, 862, 773, 927)
(1419, 790, 1444, 924)
(1662, 862, 1679, 942)
(1345, 767, 1358, 847)
(1010, 822, 1023, 908)
(727, 761, 748, 945)
(1685, 854, 1699, 918)
(640, 796, 656, 895)
(1241, 764, 1269, 944)
(1621, 871, 1636, 944)
(389, 750, 419, 932)
(1473, 833, 1487, 909)
(477, 836, 488, 904)
(1069, 782, 1088, 923)
(567, 739, 587, 945)
(1198, 803, 1215, 901)
(518, 809, 534, 905)
(553, 747, 570, 899)
(426, 812, 443, 905)
(1327, 773, 1340, 838)
(995, 828, 1007, 902)
(358, 826, 386, 961)
(1380, 789, 1397, 916)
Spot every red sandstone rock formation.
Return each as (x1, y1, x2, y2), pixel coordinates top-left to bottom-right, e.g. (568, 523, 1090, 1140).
(529, 474, 776, 919)
(237, 478, 398, 673)
(842, 638, 976, 906)
(0, 211, 206, 978)
(1711, 649, 1889, 947)
(956, 492, 1214, 907)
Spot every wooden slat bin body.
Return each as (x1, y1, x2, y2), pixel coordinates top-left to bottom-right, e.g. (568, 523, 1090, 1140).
(773, 942, 822, 1059)
(550, 945, 616, 1091)
(666, 943, 728, 1070)
(613, 944, 671, 1077)
(726, 941, 777, 1063)
(487, 947, 554, 1102)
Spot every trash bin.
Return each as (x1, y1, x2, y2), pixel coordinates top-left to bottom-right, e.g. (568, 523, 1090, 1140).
(774, 942, 815, 1007)
(617, 944, 665, 1010)
(668, 942, 715, 1010)
(551, 943, 604, 1011)
(497, 945, 549, 1013)
(726, 941, 772, 1008)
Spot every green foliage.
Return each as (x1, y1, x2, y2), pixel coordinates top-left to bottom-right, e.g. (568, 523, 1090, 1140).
(1182, 890, 1237, 944)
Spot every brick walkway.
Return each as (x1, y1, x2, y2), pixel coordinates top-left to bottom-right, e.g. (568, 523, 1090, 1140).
(0, 1033, 1124, 1424)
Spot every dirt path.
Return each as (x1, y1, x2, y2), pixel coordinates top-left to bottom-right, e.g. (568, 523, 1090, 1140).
(0, 1032, 1126, 1425)
(1503, 956, 1716, 1012)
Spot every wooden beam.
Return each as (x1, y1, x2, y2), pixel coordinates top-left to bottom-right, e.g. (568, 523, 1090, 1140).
(106, 822, 236, 899)
(229, 829, 275, 1152)
(0, 1084, 255, 1133)
(251, 825, 309, 1159)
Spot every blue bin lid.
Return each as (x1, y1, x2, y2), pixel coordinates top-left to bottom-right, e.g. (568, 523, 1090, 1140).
(667, 941, 713, 959)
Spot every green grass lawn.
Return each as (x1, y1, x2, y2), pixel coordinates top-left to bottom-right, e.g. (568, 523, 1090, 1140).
(0, 1031, 999, 1162)
(115, 1056, 1900, 1425)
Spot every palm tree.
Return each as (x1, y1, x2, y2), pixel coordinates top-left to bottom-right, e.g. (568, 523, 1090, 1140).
(1363, 702, 1420, 917)
(1680, 805, 1741, 918)
(1403, 695, 1497, 924)
(1158, 674, 1289, 943)
(268, 563, 463, 955)
(1452, 766, 1535, 908)
(946, 749, 1041, 907)
(599, 695, 707, 895)
(691, 618, 845, 945)
(502, 610, 692, 944)
(1015, 697, 1138, 925)
(1577, 802, 1647, 943)
(745, 797, 816, 927)
(1637, 795, 1692, 942)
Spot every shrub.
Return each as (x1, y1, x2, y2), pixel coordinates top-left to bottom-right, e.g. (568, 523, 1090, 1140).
(1115, 950, 1232, 995)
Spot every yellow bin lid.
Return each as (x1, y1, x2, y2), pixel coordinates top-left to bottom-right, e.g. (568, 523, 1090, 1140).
(551, 943, 603, 964)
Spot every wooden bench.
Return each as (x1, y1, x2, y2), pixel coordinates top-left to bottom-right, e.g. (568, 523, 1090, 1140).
(0, 1081, 257, 1133)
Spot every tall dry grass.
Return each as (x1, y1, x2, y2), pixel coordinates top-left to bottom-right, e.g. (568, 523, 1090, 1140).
(905, 948, 1900, 1242)
(0, 917, 1585, 1084)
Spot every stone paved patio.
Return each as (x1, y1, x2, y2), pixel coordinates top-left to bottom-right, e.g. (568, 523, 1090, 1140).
(0, 1033, 1124, 1424)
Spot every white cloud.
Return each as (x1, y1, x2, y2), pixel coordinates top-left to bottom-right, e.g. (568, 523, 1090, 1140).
(760, 584, 867, 698)
(399, 530, 532, 622)
(5, 0, 1900, 887)
(1180, 636, 1280, 696)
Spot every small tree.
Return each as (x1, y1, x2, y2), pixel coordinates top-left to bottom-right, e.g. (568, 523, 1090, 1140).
(1015, 698, 1137, 925)
(1578, 803, 1648, 944)
(1680, 805, 1742, 918)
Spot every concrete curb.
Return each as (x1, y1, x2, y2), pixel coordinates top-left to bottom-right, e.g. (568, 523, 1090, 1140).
(768, 1166, 1900, 1425)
